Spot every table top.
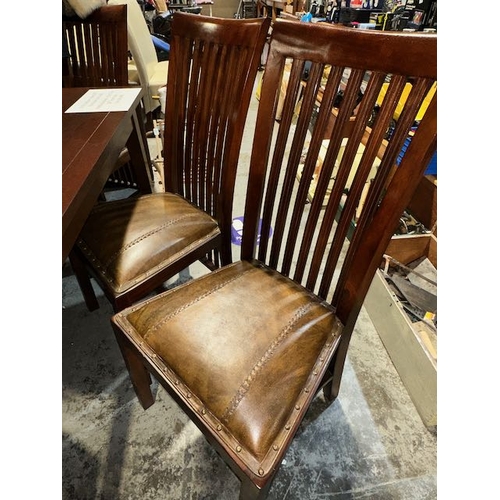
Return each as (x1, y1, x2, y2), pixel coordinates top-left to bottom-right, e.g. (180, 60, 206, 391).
(62, 87, 145, 263)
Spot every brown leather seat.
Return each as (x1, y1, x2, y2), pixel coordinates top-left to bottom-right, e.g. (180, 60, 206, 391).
(114, 259, 342, 473)
(111, 19, 437, 500)
(69, 13, 271, 312)
(76, 193, 219, 295)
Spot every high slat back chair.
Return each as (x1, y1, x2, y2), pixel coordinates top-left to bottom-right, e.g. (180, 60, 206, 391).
(62, 4, 129, 88)
(62, 4, 151, 193)
(69, 13, 271, 313)
(110, 21, 437, 499)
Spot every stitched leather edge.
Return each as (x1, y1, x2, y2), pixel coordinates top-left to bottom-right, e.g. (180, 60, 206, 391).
(221, 302, 314, 422)
(143, 266, 256, 339)
(103, 213, 204, 270)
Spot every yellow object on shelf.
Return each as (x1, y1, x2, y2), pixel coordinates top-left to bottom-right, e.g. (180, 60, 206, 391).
(376, 81, 437, 122)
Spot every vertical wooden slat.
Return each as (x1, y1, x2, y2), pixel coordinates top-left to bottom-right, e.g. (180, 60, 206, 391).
(62, 5, 128, 88)
(162, 14, 271, 268)
(243, 19, 436, 322)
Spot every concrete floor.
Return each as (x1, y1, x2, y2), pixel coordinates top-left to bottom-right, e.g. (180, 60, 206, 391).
(62, 78, 437, 500)
(62, 262, 437, 499)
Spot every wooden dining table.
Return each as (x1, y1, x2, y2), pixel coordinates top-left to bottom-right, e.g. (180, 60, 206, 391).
(62, 87, 153, 265)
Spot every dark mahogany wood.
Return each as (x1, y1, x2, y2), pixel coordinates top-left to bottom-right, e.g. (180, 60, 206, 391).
(111, 21, 436, 500)
(62, 87, 151, 264)
(62, 5, 129, 88)
(69, 13, 271, 312)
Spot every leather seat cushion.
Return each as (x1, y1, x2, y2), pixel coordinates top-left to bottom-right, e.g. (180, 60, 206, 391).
(77, 193, 220, 294)
(112, 260, 343, 479)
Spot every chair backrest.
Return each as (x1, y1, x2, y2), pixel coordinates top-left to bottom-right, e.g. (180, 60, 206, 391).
(241, 22, 436, 343)
(163, 12, 271, 266)
(109, 0, 161, 110)
(63, 4, 129, 88)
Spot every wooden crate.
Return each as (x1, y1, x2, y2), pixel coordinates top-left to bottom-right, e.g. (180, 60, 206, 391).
(364, 232, 437, 429)
(385, 232, 437, 268)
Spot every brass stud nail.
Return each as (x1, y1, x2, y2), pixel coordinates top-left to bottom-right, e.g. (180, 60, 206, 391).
(236, 446, 242, 452)
(305, 388, 310, 393)
(162, 367, 167, 372)
(258, 468, 264, 476)
(295, 404, 300, 410)
(313, 371, 318, 376)
(217, 425, 222, 431)
(285, 424, 291, 430)
(201, 409, 206, 415)
(319, 357, 324, 362)
(174, 380, 179, 385)
(186, 393, 191, 398)
(273, 445, 279, 451)
(152, 353, 157, 358)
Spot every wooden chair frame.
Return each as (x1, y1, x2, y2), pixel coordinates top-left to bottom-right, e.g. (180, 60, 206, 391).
(69, 13, 271, 312)
(63, 4, 129, 88)
(111, 20, 437, 499)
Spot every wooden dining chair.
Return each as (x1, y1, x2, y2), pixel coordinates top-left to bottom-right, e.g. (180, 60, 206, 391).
(62, 3, 152, 194)
(62, 4, 129, 88)
(110, 21, 437, 499)
(69, 13, 271, 312)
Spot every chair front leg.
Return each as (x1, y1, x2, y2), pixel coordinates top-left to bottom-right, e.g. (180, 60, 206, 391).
(113, 328, 155, 410)
(323, 338, 351, 403)
(239, 477, 272, 500)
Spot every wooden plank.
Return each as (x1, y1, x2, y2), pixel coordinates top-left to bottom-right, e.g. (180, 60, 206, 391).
(324, 107, 356, 139)
(413, 321, 437, 361)
(385, 233, 437, 269)
(409, 257, 437, 295)
(427, 233, 437, 268)
(407, 174, 437, 231)
(390, 275, 437, 314)
(314, 92, 356, 139)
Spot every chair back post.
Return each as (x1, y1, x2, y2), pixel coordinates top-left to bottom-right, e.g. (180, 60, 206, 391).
(163, 13, 271, 266)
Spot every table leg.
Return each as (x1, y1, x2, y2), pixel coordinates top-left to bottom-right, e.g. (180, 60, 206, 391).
(126, 104, 154, 194)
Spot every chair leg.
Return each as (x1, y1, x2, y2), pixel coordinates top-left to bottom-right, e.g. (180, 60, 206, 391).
(323, 340, 350, 403)
(322, 378, 339, 403)
(239, 478, 271, 500)
(113, 329, 155, 410)
(113, 294, 135, 314)
(68, 249, 100, 311)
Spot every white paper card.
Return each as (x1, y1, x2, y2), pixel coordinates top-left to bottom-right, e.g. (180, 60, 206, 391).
(65, 88, 142, 113)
